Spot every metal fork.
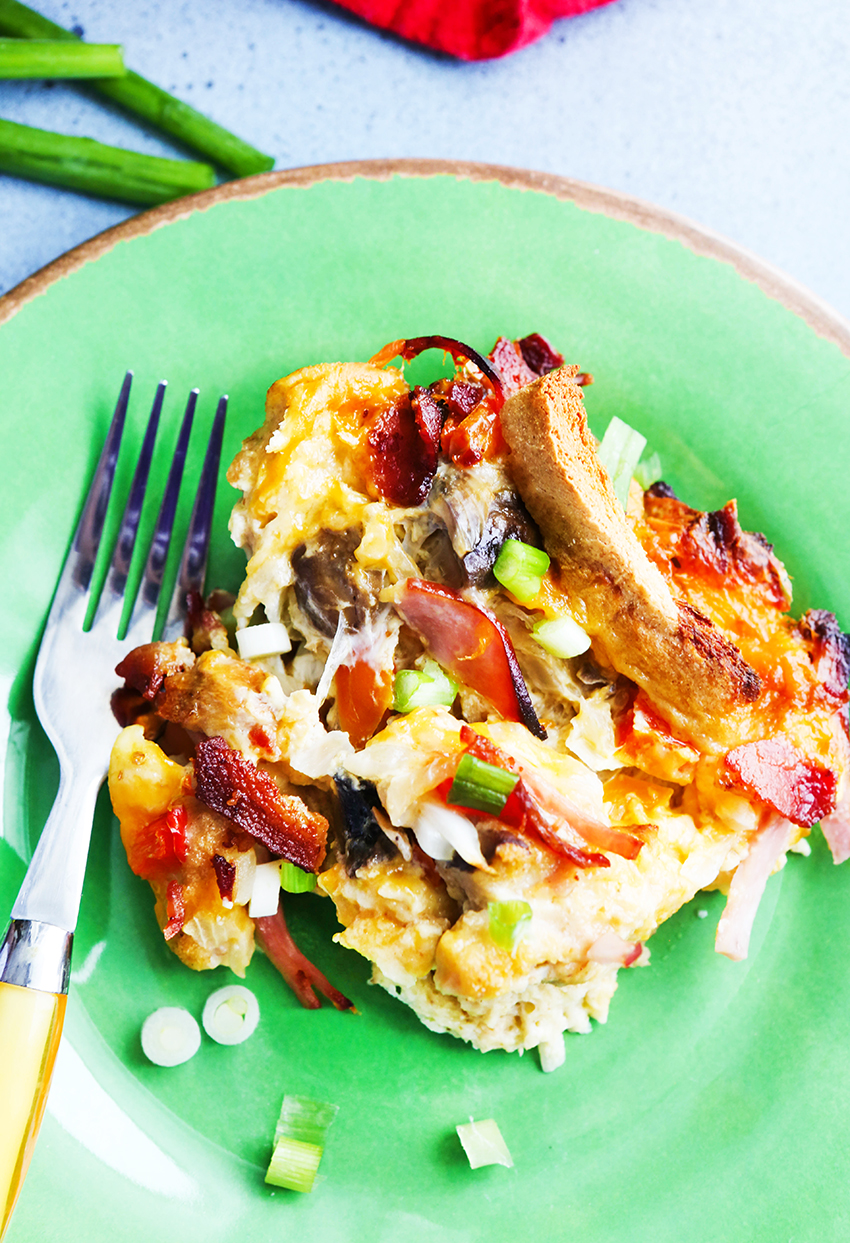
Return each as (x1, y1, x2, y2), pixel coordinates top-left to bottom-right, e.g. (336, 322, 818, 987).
(0, 374, 227, 1239)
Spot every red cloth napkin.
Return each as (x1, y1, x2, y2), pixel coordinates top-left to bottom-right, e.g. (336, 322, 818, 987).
(331, 0, 618, 60)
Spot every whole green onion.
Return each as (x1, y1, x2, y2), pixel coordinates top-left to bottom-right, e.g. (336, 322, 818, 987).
(596, 415, 647, 509)
(0, 116, 215, 204)
(447, 753, 519, 817)
(279, 860, 317, 894)
(488, 899, 532, 952)
(0, 37, 124, 77)
(393, 659, 458, 713)
(0, 0, 274, 176)
(493, 537, 551, 603)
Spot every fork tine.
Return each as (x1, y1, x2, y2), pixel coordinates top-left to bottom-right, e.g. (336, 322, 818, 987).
(46, 372, 133, 623)
(123, 389, 197, 646)
(91, 381, 166, 635)
(161, 393, 228, 641)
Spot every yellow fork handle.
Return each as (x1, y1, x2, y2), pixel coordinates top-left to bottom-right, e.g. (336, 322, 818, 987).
(0, 982, 66, 1240)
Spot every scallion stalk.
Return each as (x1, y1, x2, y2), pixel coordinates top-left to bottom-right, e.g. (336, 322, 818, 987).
(393, 659, 458, 713)
(0, 37, 124, 77)
(280, 860, 317, 894)
(493, 538, 550, 603)
(265, 1137, 323, 1193)
(0, 0, 274, 176)
(532, 614, 591, 659)
(265, 1094, 339, 1192)
(488, 899, 532, 952)
(596, 416, 647, 509)
(447, 753, 519, 817)
(0, 116, 215, 204)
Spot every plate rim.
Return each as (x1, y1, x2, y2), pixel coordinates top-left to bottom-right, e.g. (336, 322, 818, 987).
(2, 157, 850, 354)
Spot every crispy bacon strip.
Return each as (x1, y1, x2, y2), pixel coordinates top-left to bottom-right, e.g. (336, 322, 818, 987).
(194, 736, 328, 871)
(367, 391, 438, 507)
(115, 640, 195, 701)
(255, 903, 354, 1011)
(724, 737, 836, 827)
(212, 853, 236, 903)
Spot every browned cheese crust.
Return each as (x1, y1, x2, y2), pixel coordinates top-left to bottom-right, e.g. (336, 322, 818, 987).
(499, 367, 760, 747)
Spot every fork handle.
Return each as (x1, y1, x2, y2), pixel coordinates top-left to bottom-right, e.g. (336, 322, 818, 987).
(0, 921, 71, 1240)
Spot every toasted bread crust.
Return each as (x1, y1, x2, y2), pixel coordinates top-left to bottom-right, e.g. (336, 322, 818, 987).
(499, 368, 760, 746)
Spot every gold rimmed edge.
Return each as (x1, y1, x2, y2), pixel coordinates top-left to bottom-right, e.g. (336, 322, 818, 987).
(2, 157, 850, 355)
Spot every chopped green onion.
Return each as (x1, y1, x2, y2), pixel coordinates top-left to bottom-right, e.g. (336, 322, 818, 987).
(393, 659, 458, 712)
(141, 1007, 201, 1067)
(0, 117, 215, 205)
(265, 1094, 339, 1192)
(0, 37, 124, 77)
(280, 860, 317, 893)
(596, 416, 647, 509)
(202, 985, 260, 1046)
(265, 1137, 323, 1193)
(493, 538, 550, 603)
(456, 1118, 514, 1169)
(633, 451, 662, 491)
(235, 620, 292, 661)
(488, 900, 533, 952)
(447, 753, 518, 817)
(0, 0, 274, 176)
(532, 615, 591, 659)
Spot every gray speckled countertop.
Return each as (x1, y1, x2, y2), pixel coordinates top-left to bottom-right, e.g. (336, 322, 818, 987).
(1, 0, 848, 319)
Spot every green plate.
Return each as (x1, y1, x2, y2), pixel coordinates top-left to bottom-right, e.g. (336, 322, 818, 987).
(3, 162, 850, 1243)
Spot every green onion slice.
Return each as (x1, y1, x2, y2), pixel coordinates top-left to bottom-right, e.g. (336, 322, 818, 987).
(265, 1137, 323, 1193)
(280, 860, 317, 893)
(488, 899, 533, 952)
(532, 615, 591, 659)
(493, 538, 550, 603)
(140, 1006, 201, 1067)
(265, 1094, 339, 1192)
(202, 985, 260, 1046)
(447, 753, 519, 817)
(393, 659, 458, 713)
(456, 1118, 514, 1169)
(596, 416, 647, 509)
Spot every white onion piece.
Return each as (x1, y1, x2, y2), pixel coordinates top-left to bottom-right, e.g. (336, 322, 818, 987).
(141, 1007, 201, 1067)
(248, 860, 282, 917)
(456, 1118, 513, 1169)
(202, 985, 260, 1045)
(412, 799, 488, 869)
(236, 622, 292, 661)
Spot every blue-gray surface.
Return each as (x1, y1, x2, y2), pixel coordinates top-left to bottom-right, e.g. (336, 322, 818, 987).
(1, 0, 848, 321)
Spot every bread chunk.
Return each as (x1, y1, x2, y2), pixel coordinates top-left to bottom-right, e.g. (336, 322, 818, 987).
(499, 368, 760, 747)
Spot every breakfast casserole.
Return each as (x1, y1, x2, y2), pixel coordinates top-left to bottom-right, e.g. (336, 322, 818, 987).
(108, 333, 850, 1070)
